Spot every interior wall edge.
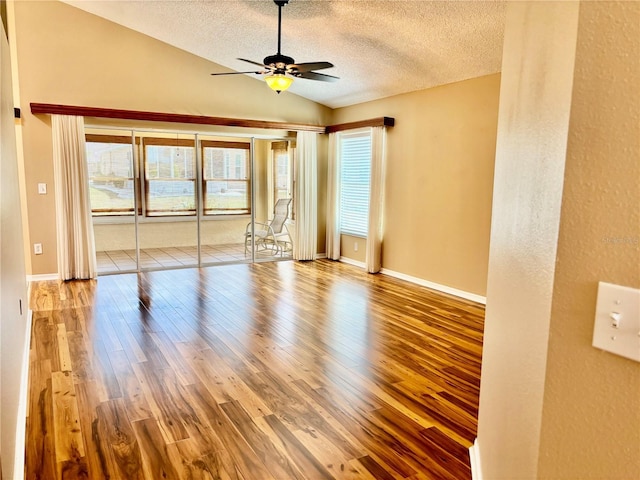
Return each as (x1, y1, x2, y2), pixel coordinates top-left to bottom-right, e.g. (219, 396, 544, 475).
(11, 309, 31, 480)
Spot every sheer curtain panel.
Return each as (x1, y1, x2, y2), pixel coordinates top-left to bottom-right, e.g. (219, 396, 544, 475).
(293, 131, 318, 261)
(52, 115, 97, 280)
(366, 126, 387, 273)
(325, 132, 341, 260)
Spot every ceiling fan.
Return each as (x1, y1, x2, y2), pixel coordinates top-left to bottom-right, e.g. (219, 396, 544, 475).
(211, 0, 339, 93)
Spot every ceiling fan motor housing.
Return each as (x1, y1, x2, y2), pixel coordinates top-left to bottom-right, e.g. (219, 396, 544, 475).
(263, 54, 295, 70)
(210, 0, 338, 86)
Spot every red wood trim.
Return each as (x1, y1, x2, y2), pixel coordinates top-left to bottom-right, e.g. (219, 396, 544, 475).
(271, 141, 289, 150)
(325, 116, 395, 134)
(201, 140, 250, 149)
(142, 137, 195, 147)
(30, 103, 326, 133)
(86, 134, 141, 144)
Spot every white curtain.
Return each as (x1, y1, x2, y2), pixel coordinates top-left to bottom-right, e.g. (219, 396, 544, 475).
(293, 131, 317, 261)
(325, 132, 341, 260)
(365, 126, 387, 273)
(52, 115, 97, 280)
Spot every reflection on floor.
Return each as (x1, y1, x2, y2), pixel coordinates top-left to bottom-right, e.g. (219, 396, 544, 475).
(96, 243, 291, 274)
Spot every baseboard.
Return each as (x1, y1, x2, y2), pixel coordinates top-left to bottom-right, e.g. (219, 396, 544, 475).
(316, 253, 327, 259)
(380, 268, 486, 305)
(13, 309, 32, 480)
(339, 256, 366, 269)
(469, 439, 483, 480)
(26, 273, 58, 282)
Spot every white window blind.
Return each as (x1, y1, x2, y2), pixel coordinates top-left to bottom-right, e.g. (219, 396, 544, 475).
(339, 131, 372, 237)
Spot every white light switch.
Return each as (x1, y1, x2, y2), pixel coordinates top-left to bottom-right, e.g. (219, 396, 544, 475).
(38, 183, 47, 194)
(593, 282, 640, 362)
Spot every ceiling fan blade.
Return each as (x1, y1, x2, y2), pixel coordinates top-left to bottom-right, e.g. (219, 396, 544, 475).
(296, 71, 340, 82)
(288, 61, 334, 73)
(237, 58, 269, 68)
(211, 71, 264, 76)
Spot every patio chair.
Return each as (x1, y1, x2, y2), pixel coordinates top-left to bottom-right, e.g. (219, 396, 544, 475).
(244, 198, 292, 256)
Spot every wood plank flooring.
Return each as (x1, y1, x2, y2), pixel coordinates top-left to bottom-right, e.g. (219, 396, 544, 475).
(26, 259, 484, 480)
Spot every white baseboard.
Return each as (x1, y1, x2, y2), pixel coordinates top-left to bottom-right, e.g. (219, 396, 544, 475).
(469, 439, 483, 480)
(339, 256, 366, 269)
(13, 309, 33, 480)
(380, 268, 486, 305)
(26, 273, 58, 282)
(316, 253, 327, 259)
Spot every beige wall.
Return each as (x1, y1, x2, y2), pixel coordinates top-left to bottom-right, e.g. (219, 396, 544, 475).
(0, 19, 29, 480)
(94, 219, 251, 252)
(13, 0, 332, 275)
(477, 2, 640, 479)
(340, 234, 366, 264)
(538, 2, 640, 478)
(332, 74, 499, 297)
(477, 3, 580, 478)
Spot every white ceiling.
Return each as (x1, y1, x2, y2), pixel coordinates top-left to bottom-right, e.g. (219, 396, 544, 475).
(62, 0, 506, 109)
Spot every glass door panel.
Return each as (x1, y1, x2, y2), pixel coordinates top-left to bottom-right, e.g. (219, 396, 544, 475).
(198, 134, 252, 265)
(86, 128, 138, 274)
(137, 131, 199, 270)
(87, 127, 296, 275)
(251, 138, 294, 262)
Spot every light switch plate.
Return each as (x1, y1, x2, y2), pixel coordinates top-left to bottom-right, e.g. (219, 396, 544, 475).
(38, 183, 47, 194)
(592, 282, 640, 362)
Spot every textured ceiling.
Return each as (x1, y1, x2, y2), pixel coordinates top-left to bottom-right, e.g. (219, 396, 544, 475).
(62, 0, 506, 109)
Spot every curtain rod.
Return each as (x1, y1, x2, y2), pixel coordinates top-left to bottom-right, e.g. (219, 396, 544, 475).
(30, 103, 395, 135)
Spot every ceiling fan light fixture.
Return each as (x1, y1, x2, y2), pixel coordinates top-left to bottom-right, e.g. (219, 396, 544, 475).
(265, 73, 293, 93)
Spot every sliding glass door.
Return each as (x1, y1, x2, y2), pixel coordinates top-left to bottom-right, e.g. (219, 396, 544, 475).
(86, 129, 139, 274)
(137, 132, 199, 270)
(86, 127, 293, 274)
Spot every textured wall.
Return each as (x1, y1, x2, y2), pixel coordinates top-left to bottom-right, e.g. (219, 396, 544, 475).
(476, 2, 580, 478)
(538, 2, 640, 478)
(0, 20, 29, 480)
(332, 74, 500, 296)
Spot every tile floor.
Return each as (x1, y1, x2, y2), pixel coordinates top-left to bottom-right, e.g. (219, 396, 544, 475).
(96, 243, 291, 274)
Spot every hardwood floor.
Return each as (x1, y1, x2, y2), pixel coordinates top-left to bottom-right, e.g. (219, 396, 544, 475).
(26, 259, 484, 479)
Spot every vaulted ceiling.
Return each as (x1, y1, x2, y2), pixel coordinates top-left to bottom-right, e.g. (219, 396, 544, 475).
(62, 0, 506, 109)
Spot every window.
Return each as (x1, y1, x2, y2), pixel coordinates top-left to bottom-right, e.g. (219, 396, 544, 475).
(202, 140, 251, 215)
(86, 135, 136, 216)
(86, 133, 253, 218)
(143, 138, 196, 216)
(339, 131, 372, 237)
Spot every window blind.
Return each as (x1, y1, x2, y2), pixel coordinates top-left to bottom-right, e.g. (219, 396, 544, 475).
(339, 132, 372, 237)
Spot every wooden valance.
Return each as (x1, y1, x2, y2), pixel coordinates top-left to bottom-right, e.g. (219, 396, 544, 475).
(30, 103, 395, 135)
(324, 117, 395, 133)
(30, 103, 325, 133)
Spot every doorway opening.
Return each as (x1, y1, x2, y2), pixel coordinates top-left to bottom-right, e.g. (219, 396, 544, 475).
(85, 127, 295, 274)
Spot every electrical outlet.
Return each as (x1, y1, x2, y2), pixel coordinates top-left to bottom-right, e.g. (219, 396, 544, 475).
(33, 243, 43, 255)
(354, 242, 358, 252)
(38, 183, 47, 194)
